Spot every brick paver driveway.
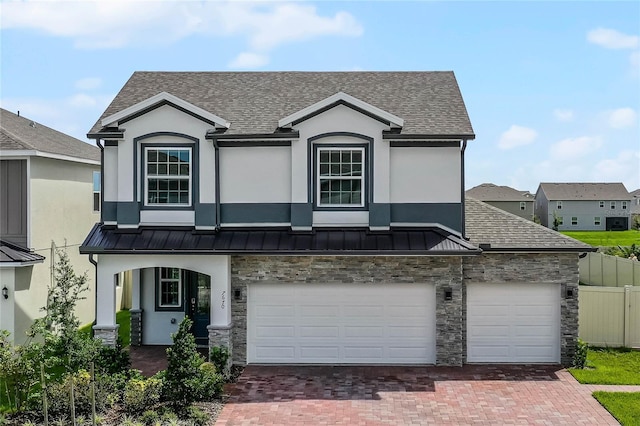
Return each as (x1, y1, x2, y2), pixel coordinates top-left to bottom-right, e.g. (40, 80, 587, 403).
(215, 365, 624, 425)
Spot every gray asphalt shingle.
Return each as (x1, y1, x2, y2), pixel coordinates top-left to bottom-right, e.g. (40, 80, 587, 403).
(537, 182, 630, 201)
(89, 71, 475, 137)
(466, 183, 534, 202)
(1, 108, 100, 161)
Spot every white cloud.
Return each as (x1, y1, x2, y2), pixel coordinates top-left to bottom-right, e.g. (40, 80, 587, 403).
(75, 77, 102, 91)
(606, 107, 638, 129)
(553, 109, 574, 122)
(228, 52, 269, 69)
(0, 1, 363, 67)
(587, 28, 639, 50)
(549, 136, 603, 161)
(497, 125, 538, 149)
(594, 150, 640, 190)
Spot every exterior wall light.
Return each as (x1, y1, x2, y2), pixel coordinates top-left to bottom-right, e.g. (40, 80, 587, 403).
(2, 286, 8, 300)
(444, 287, 453, 301)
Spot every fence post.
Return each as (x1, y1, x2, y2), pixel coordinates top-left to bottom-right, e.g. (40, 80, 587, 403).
(70, 376, 76, 426)
(624, 286, 631, 347)
(41, 364, 48, 426)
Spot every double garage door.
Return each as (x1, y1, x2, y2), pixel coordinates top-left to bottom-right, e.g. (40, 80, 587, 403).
(247, 282, 560, 364)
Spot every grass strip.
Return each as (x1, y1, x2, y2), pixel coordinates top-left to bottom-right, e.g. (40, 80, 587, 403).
(593, 392, 640, 426)
(570, 348, 640, 385)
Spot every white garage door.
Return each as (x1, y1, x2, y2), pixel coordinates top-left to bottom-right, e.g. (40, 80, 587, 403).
(248, 283, 435, 364)
(467, 283, 560, 363)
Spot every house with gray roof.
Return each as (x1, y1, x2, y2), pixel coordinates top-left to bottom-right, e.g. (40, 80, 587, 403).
(0, 108, 100, 343)
(81, 71, 590, 366)
(631, 189, 640, 229)
(466, 183, 534, 220)
(535, 182, 632, 231)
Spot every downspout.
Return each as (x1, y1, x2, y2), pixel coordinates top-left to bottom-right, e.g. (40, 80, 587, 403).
(461, 140, 468, 238)
(213, 139, 221, 230)
(96, 139, 105, 224)
(89, 254, 98, 334)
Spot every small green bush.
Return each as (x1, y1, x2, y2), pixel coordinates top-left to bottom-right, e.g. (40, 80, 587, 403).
(186, 405, 209, 426)
(194, 363, 224, 401)
(209, 346, 230, 378)
(139, 409, 160, 425)
(123, 377, 162, 414)
(573, 338, 589, 369)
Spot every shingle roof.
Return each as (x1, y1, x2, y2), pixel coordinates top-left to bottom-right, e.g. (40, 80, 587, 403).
(465, 197, 593, 251)
(537, 182, 630, 201)
(89, 71, 475, 137)
(466, 183, 534, 202)
(79, 226, 480, 256)
(0, 108, 100, 162)
(0, 240, 45, 264)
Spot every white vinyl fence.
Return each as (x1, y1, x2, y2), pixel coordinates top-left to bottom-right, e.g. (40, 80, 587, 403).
(579, 252, 640, 287)
(579, 285, 640, 348)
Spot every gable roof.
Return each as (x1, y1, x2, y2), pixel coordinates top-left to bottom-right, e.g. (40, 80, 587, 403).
(465, 197, 593, 252)
(466, 183, 533, 202)
(537, 182, 630, 201)
(0, 240, 45, 266)
(631, 189, 640, 197)
(89, 71, 475, 138)
(0, 108, 100, 162)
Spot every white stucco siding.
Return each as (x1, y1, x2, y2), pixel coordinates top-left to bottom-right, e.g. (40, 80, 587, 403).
(0, 268, 16, 340)
(139, 210, 195, 226)
(118, 104, 215, 203)
(103, 146, 118, 202)
(25, 157, 99, 342)
(219, 146, 291, 203)
(292, 104, 390, 204)
(389, 147, 461, 203)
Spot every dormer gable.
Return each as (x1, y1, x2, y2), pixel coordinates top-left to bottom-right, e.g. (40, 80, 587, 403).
(101, 92, 230, 130)
(278, 91, 404, 130)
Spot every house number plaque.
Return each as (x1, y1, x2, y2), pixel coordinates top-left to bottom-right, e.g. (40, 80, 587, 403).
(221, 291, 226, 309)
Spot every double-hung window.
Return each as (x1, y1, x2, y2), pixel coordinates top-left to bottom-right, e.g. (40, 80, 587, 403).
(145, 147, 191, 206)
(317, 147, 364, 207)
(520, 202, 526, 210)
(157, 267, 182, 310)
(610, 201, 616, 209)
(622, 201, 628, 210)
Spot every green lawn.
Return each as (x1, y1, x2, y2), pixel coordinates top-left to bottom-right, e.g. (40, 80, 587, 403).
(561, 230, 640, 247)
(593, 392, 640, 426)
(570, 348, 640, 385)
(78, 309, 131, 347)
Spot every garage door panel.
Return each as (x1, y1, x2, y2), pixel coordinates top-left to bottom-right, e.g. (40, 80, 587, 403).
(248, 283, 435, 364)
(467, 283, 560, 363)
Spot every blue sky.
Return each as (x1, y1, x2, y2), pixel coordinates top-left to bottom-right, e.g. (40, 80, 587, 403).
(1, 0, 639, 192)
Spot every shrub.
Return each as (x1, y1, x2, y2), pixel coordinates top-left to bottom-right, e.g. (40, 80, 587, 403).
(573, 338, 589, 369)
(209, 346, 230, 378)
(139, 409, 160, 425)
(186, 405, 209, 426)
(194, 363, 224, 401)
(162, 318, 204, 412)
(43, 369, 117, 419)
(123, 377, 162, 414)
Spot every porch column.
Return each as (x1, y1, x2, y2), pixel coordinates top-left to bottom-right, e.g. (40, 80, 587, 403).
(92, 257, 119, 346)
(207, 255, 232, 370)
(129, 269, 143, 346)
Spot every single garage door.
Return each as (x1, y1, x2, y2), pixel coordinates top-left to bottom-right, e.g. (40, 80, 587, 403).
(248, 283, 435, 364)
(467, 283, 560, 363)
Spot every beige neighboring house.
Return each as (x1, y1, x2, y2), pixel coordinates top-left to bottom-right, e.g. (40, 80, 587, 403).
(535, 182, 632, 231)
(466, 183, 534, 220)
(0, 108, 100, 344)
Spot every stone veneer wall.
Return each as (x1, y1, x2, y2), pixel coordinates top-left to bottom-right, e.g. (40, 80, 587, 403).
(230, 255, 464, 366)
(462, 253, 580, 366)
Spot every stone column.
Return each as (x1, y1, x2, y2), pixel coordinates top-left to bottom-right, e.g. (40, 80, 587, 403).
(435, 260, 464, 366)
(208, 256, 233, 371)
(130, 309, 143, 346)
(208, 325, 233, 375)
(93, 260, 118, 347)
(93, 325, 119, 346)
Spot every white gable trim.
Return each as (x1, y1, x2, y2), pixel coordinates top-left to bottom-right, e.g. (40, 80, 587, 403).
(0, 150, 100, 166)
(101, 92, 231, 129)
(278, 91, 404, 129)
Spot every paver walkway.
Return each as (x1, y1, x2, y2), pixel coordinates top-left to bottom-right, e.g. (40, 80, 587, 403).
(215, 365, 636, 425)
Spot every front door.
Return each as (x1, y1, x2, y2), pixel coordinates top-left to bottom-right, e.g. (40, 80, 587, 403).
(185, 271, 211, 346)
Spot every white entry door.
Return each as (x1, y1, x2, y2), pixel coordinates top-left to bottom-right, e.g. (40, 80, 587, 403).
(467, 283, 560, 363)
(248, 283, 435, 364)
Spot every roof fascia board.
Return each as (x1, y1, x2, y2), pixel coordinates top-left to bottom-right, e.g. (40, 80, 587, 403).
(278, 91, 404, 129)
(101, 91, 231, 129)
(0, 260, 45, 267)
(0, 150, 100, 165)
(382, 133, 475, 140)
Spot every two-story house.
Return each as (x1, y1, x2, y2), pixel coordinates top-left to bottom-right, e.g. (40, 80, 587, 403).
(535, 182, 632, 231)
(466, 183, 534, 220)
(0, 108, 100, 343)
(81, 72, 591, 366)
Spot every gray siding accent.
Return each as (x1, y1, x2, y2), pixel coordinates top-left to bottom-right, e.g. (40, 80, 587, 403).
(291, 203, 313, 227)
(117, 201, 141, 225)
(102, 201, 117, 222)
(390, 203, 462, 232)
(0, 160, 27, 247)
(195, 203, 217, 227)
(369, 203, 390, 227)
(485, 201, 534, 221)
(221, 203, 291, 223)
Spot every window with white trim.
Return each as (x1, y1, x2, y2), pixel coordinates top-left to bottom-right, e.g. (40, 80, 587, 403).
(145, 147, 191, 206)
(520, 202, 526, 210)
(610, 201, 616, 209)
(558, 216, 564, 225)
(594, 217, 601, 226)
(157, 267, 182, 310)
(557, 201, 563, 209)
(599, 201, 604, 208)
(622, 201, 628, 210)
(317, 147, 364, 207)
(92, 171, 101, 212)
(571, 216, 578, 225)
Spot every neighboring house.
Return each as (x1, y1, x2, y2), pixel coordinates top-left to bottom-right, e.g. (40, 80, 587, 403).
(465, 183, 534, 220)
(535, 182, 632, 231)
(0, 108, 100, 343)
(80, 71, 590, 366)
(631, 189, 640, 228)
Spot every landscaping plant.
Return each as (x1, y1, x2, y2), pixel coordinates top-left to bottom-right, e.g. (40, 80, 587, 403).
(572, 338, 589, 369)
